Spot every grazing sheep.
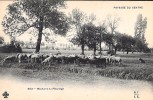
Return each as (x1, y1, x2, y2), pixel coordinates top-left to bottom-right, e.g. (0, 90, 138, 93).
(64, 54, 78, 64)
(26, 53, 33, 63)
(2, 55, 17, 63)
(87, 55, 106, 68)
(110, 56, 122, 65)
(76, 56, 89, 65)
(100, 55, 111, 64)
(51, 54, 65, 64)
(139, 58, 145, 63)
(17, 53, 28, 63)
(31, 53, 40, 63)
(41, 56, 53, 65)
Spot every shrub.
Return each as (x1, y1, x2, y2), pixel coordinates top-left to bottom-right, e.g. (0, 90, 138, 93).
(0, 44, 22, 53)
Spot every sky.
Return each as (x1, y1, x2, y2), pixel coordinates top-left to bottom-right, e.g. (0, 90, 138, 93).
(0, 1, 153, 47)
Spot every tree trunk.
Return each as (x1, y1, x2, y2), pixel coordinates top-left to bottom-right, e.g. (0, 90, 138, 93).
(35, 17, 43, 53)
(126, 48, 129, 54)
(115, 46, 117, 55)
(99, 41, 102, 55)
(132, 49, 134, 53)
(81, 44, 85, 55)
(109, 44, 111, 51)
(93, 45, 96, 55)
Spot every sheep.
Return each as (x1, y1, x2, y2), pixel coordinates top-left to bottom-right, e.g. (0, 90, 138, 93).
(17, 53, 28, 63)
(1, 55, 17, 63)
(51, 54, 65, 64)
(31, 53, 41, 63)
(86, 55, 106, 68)
(76, 56, 89, 65)
(88, 58, 106, 68)
(26, 53, 33, 63)
(100, 55, 111, 64)
(41, 56, 53, 65)
(110, 55, 122, 65)
(87, 54, 95, 60)
(63, 54, 78, 64)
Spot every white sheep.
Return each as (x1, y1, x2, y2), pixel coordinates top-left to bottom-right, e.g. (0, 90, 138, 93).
(111, 55, 122, 65)
(31, 53, 40, 63)
(41, 56, 53, 65)
(1, 55, 17, 63)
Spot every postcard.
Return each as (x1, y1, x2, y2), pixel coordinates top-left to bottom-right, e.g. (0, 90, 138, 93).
(0, 0, 153, 100)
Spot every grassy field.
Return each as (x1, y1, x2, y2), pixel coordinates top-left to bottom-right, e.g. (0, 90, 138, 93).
(0, 49, 153, 82)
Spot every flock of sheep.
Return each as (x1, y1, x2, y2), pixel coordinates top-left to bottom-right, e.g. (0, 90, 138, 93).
(1, 52, 122, 67)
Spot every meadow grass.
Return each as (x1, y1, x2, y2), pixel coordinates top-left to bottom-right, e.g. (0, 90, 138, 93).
(0, 49, 153, 81)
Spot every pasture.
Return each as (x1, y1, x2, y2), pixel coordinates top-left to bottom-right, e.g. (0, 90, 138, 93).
(0, 49, 153, 82)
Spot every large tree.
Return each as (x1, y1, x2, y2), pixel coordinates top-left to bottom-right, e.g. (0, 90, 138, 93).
(2, 0, 69, 52)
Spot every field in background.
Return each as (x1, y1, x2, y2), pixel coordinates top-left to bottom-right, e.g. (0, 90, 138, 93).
(0, 49, 153, 82)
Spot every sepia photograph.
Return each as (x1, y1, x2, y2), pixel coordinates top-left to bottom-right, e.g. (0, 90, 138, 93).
(0, 0, 153, 100)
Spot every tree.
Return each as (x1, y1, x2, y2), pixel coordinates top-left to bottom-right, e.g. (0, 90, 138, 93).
(85, 23, 98, 55)
(116, 33, 135, 54)
(134, 14, 147, 44)
(69, 9, 87, 55)
(112, 32, 122, 54)
(134, 37, 149, 53)
(71, 25, 88, 55)
(107, 15, 120, 51)
(107, 15, 120, 34)
(103, 33, 114, 51)
(69, 9, 86, 32)
(69, 9, 96, 55)
(97, 22, 107, 54)
(2, 0, 69, 53)
(134, 14, 149, 53)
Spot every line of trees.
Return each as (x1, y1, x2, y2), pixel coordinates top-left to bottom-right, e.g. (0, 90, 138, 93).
(69, 9, 150, 55)
(70, 23, 150, 55)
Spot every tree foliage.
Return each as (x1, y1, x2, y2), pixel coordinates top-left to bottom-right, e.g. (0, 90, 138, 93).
(134, 14, 147, 43)
(85, 23, 98, 55)
(107, 15, 120, 34)
(96, 22, 107, 54)
(2, 0, 69, 52)
(69, 9, 96, 55)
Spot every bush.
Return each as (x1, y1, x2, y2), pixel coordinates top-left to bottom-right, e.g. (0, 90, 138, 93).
(0, 44, 22, 53)
(144, 48, 151, 53)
